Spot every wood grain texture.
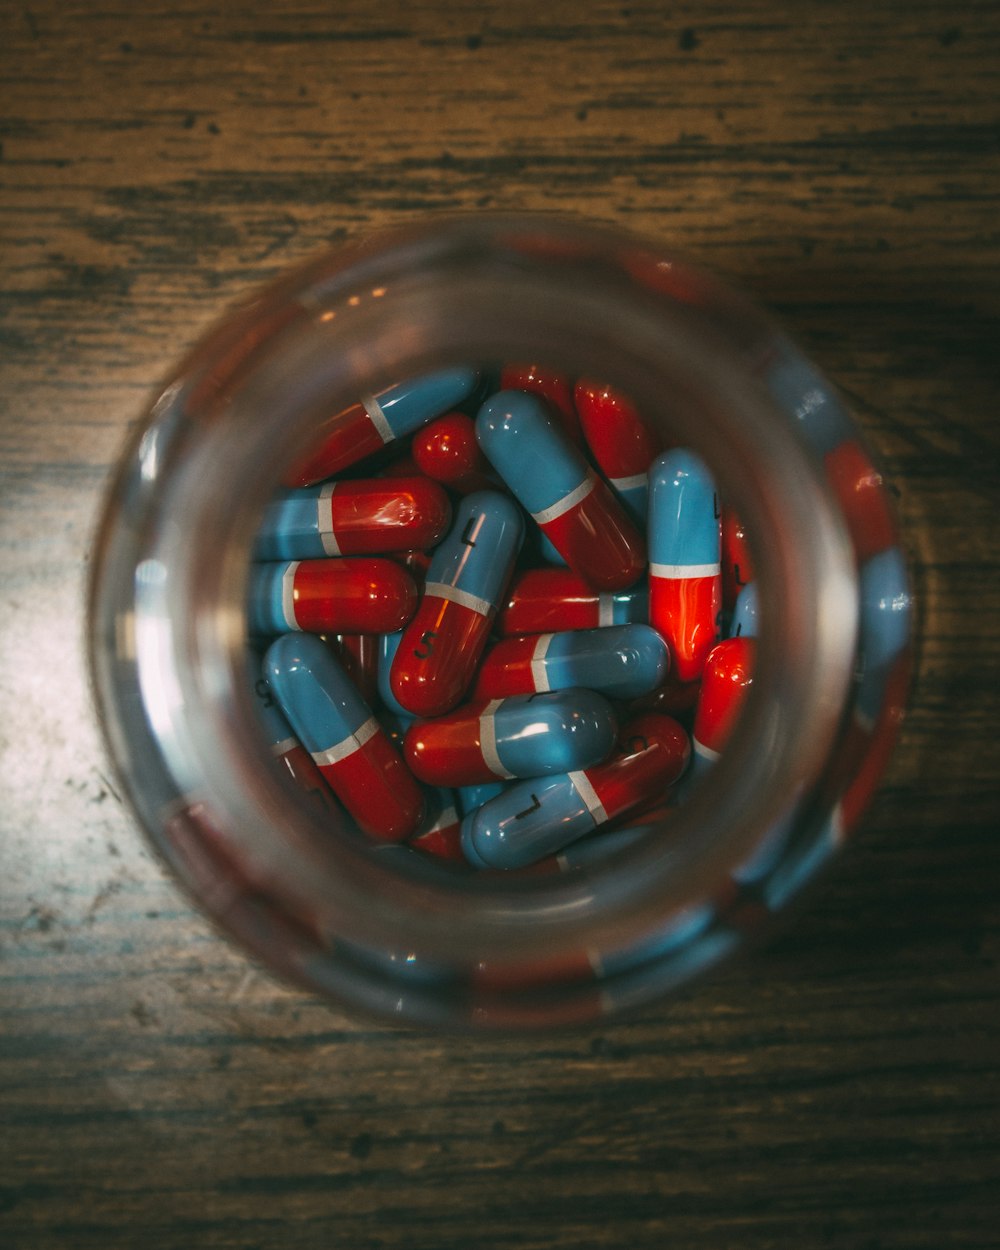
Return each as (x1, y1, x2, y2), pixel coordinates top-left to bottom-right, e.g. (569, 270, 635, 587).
(2, 2, 998, 1247)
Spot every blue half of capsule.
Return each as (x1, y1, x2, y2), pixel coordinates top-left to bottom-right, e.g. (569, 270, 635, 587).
(254, 491, 326, 561)
(263, 633, 369, 754)
(425, 489, 524, 605)
(456, 782, 507, 822)
(462, 773, 597, 869)
(648, 449, 720, 568)
(596, 902, 717, 976)
(537, 624, 669, 699)
(476, 390, 589, 516)
(856, 546, 911, 723)
(730, 582, 759, 639)
(489, 689, 617, 777)
(763, 342, 855, 456)
(377, 367, 482, 440)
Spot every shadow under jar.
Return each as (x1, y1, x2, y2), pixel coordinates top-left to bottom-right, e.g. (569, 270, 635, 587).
(88, 215, 912, 1029)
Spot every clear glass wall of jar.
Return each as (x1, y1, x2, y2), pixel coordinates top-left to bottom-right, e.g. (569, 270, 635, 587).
(87, 216, 911, 1029)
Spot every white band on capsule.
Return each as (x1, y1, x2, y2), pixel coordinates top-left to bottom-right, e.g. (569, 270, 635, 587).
(281, 561, 300, 628)
(361, 395, 393, 443)
(423, 581, 494, 619)
(317, 481, 340, 556)
(530, 471, 597, 526)
(530, 634, 553, 692)
(312, 716, 378, 767)
(649, 561, 721, 579)
(479, 699, 515, 779)
(568, 769, 608, 824)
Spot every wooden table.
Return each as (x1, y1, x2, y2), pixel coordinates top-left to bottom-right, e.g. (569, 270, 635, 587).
(3, 3, 998, 1246)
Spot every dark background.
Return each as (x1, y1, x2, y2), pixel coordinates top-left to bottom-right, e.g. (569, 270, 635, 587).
(2, 2, 998, 1247)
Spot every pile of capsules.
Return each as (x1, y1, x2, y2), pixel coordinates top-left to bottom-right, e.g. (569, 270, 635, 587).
(248, 364, 759, 872)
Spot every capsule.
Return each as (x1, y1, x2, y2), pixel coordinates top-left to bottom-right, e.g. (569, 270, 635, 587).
(761, 342, 856, 456)
(499, 362, 582, 443)
(690, 638, 756, 781)
(477, 390, 646, 591)
(264, 633, 423, 841)
(720, 504, 754, 609)
(573, 379, 661, 525)
(460, 713, 690, 869)
(730, 582, 759, 639)
(254, 476, 452, 561)
(288, 367, 481, 485)
(496, 568, 648, 636)
(856, 546, 911, 724)
(249, 665, 340, 814)
(648, 448, 722, 683)
(411, 413, 496, 494)
(404, 689, 618, 787)
(247, 559, 417, 636)
(390, 490, 524, 717)
(472, 624, 669, 701)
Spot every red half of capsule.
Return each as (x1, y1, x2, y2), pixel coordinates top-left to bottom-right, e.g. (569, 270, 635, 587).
(649, 572, 721, 683)
(497, 569, 607, 635)
(500, 363, 582, 443)
(286, 559, 418, 634)
(693, 638, 757, 755)
(287, 401, 386, 486)
(721, 505, 754, 609)
(589, 714, 691, 821)
(272, 740, 341, 816)
(412, 413, 496, 493)
(330, 477, 452, 554)
(316, 729, 424, 842)
(541, 476, 646, 591)
(470, 637, 538, 700)
(390, 595, 494, 718)
(326, 634, 380, 706)
(824, 440, 898, 564)
(409, 815, 465, 862)
(405, 706, 500, 787)
(573, 379, 661, 479)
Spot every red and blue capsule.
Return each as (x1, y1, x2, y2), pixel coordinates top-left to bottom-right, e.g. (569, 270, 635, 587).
(573, 379, 661, 526)
(496, 568, 648, 636)
(288, 367, 481, 485)
(248, 558, 417, 636)
(404, 689, 618, 788)
(254, 476, 451, 562)
(472, 624, 668, 701)
(250, 662, 340, 814)
(264, 633, 423, 841)
(648, 448, 722, 683)
(477, 390, 646, 591)
(390, 490, 523, 718)
(460, 713, 690, 869)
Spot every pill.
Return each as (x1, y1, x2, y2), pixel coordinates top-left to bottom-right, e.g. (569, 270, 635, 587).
(496, 568, 648, 636)
(411, 413, 496, 494)
(472, 624, 669, 701)
(690, 637, 756, 781)
(249, 668, 340, 815)
(460, 713, 690, 869)
(573, 378, 660, 525)
(648, 448, 722, 683)
(264, 633, 423, 841)
(720, 504, 754, 609)
(499, 362, 582, 443)
(404, 689, 618, 787)
(247, 558, 417, 636)
(477, 390, 646, 591)
(254, 476, 452, 561)
(288, 366, 481, 485)
(390, 490, 523, 717)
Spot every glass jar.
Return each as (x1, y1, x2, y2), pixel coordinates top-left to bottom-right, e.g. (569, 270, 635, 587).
(87, 215, 911, 1029)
